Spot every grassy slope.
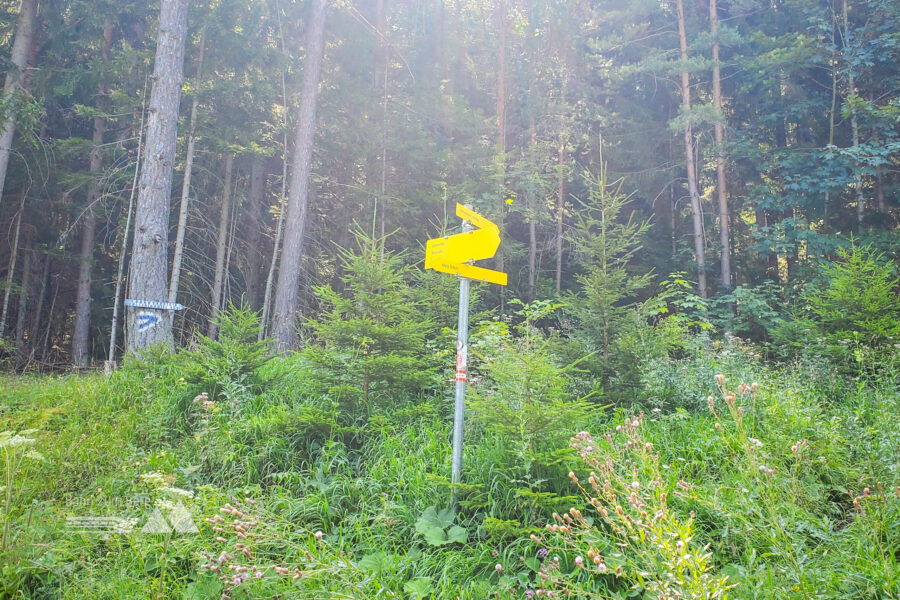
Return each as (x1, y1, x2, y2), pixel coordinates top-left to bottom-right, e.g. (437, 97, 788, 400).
(0, 349, 898, 599)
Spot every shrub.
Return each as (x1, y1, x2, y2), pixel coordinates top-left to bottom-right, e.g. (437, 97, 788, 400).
(182, 303, 275, 404)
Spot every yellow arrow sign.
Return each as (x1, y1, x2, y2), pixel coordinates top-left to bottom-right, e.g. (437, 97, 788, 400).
(425, 204, 507, 286)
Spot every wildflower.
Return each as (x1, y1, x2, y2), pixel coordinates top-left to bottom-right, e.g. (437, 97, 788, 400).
(748, 437, 763, 449)
(255, 571, 263, 578)
(495, 563, 503, 573)
(537, 548, 548, 558)
(314, 530, 323, 542)
(715, 374, 725, 385)
(574, 556, 584, 568)
(159, 486, 194, 498)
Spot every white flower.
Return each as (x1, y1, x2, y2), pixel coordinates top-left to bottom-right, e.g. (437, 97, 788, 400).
(158, 486, 194, 499)
(155, 498, 177, 511)
(0, 432, 37, 449)
(139, 471, 169, 488)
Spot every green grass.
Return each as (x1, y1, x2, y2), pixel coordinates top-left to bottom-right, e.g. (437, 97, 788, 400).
(0, 346, 897, 599)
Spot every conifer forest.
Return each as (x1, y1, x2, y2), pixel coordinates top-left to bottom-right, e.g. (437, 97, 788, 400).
(0, 0, 898, 598)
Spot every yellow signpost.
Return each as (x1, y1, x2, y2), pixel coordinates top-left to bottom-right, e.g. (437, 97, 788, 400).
(425, 203, 506, 495)
(425, 204, 508, 286)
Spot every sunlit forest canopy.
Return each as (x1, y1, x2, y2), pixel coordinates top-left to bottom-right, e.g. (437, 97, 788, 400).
(0, 0, 896, 364)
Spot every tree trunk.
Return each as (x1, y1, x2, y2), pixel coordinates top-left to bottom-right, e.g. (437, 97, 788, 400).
(126, 0, 189, 353)
(72, 18, 113, 369)
(243, 157, 267, 311)
(271, 0, 327, 352)
(0, 0, 37, 209)
(495, 0, 508, 308)
(675, 0, 707, 298)
(260, 2, 291, 338)
(14, 244, 31, 349)
(527, 113, 537, 302)
(555, 78, 567, 294)
(842, 0, 864, 228)
(20, 251, 48, 370)
(168, 27, 205, 306)
(208, 152, 234, 339)
(709, 0, 731, 292)
(14, 244, 34, 371)
(110, 81, 147, 364)
(0, 189, 26, 340)
(41, 273, 59, 366)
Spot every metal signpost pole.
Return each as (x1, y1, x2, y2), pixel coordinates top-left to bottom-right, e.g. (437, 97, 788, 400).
(450, 216, 472, 491)
(423, 202, 505, 503)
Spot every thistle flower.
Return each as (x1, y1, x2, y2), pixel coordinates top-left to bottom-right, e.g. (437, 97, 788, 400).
(495, 563, 503, 573)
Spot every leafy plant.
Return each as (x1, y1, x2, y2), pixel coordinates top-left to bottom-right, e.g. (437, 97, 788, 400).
(414, 506, 468, 547)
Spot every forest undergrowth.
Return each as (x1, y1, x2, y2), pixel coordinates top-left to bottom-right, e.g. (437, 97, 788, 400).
(0, 328, 897, 599)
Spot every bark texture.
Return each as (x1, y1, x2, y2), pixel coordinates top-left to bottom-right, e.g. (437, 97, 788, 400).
(676, 0, 707, 298)
(242, 157, 267, 311)
(0, 0, 37, 209)
(271, 0, 327, 352)
(208, 152, 234, 338)
(709, 0, 731, 291)
(168, 27, 205, 306)
(126, 0, 189, 352)
(73, 18, 113, 369)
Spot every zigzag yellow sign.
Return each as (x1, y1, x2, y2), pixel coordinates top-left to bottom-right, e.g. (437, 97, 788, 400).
(424, 204, 507, 286)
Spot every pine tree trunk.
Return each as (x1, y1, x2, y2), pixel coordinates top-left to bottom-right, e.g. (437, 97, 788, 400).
(527, 114, 537, 302)
(495, 0, 508, 309)
(260, 4, 291, 338)
(21, 251, 48, 370)
(243, 157, 267, 311)
(0, 0, 37, 210)
(72, 18, 113, 369)
(842, 0, 864, 228)
(271, 0, 327, 352)
(675, 0, 707, 298)
(72, 210, 96, 367)
(168, 28, 205, 306)
(109, 84, 147, 365)
(126, 0, 189, 353)
(14, 244, 31, 349)
(555, 103, 567, 294)
(208, 152, 234, 339)
(709, 0, 731, 292)
(0, 189, 26, 340)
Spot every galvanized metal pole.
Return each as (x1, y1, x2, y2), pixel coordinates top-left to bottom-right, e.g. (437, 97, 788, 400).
(450, 215, 473, 489)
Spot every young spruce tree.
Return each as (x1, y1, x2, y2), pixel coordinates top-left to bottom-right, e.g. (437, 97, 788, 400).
(568, 161, 652, 369)
(302, 233, 436, 426)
